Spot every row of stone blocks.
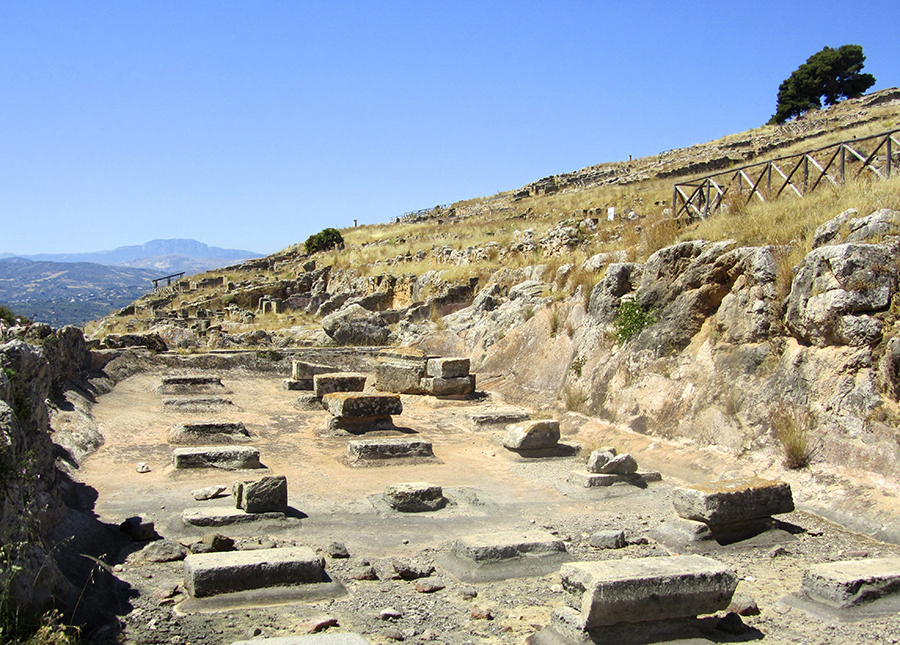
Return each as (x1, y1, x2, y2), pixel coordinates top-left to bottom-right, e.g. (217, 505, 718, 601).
(374, 349, 475, 396)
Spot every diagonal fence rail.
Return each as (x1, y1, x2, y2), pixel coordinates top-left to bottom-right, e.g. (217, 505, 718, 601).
(672, 128, 900, 220)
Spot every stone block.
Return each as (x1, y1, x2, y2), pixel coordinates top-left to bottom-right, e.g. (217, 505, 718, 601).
(597, 453, 637, 474)
(313, 373, 367, 398)
(374, 350, 427, 394)
(162, 397, 234, 410)
(282, 378, 312, 391)
(648, 517, 713, 544)
(589, 530, 626, 549)
(672, 477, 794, 525)
(346, 438, 434, 462)
(385, 482, 446, 512)
(502, 419, 560, 450)
(802, 558, 900, 608)
(183, 546, 324, 597)
(586, 449, 616, 473)
(322, 392, 402, 418)
(560, 555, 737, 629)
(468, 408, 530, 426)
(426, 357, 470, 378)
(172, 446, 261, 470)
(292, 360, 334, 381)
(158, 375, 225, 394)
(421, 375, 475, 396)
(567, 471, 661, 488)
(451, 530, 566, 563)
(167, 422, 251, 445)
(233, 475, 288, 513)
(182, 508, 286, 527)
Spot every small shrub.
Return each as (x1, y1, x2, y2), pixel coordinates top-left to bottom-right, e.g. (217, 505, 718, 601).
(613, 299, 657, 343)
(770, 403, 816, 468)
(2, 368, 14, 382)
(304, 228, 344, 254)
(569, 355, 587, 378)
(256, 349, 283, 362)
(523, 305, 535, 321)
(549, 306, 561, 336)
(562, 382, 589, 413)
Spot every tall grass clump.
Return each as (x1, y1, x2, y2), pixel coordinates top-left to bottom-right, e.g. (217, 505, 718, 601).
(770, 403, 816, 468)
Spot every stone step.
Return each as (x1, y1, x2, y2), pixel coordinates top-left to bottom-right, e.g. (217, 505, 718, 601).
(802, 558, 900, 608)
(162, 397, 234, 410)
(292, 360, 335, 381)
(172, 446, 261, 470)
(158, 375, 226, 394)
(167, 422, 251, 445)
(184, 546, 324, 597)
(183, 507, 287, 527)
(346, 438, 434, 463)
(568, 471, 662, 488)
(558, 555, 737, 630)
(672, 477, 794, 525)
(452, 530, 566, 563)
(323, 392, 403, 419)
(313, 373, 367, 398)
(426, 357, 470, 379)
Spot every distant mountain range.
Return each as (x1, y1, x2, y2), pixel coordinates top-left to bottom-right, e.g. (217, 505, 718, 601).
(12, 238, 262, 275)
(0, 239, 262, 326)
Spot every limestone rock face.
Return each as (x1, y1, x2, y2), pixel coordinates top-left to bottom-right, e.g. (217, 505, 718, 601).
(322, 303, 391, 345)
(713, 246, 783, 343)
(785, 242, 897, 347)
(587, 263, 643, 325)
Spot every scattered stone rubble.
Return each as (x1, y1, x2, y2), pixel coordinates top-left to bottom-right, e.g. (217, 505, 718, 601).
(568, 446, 661, 488)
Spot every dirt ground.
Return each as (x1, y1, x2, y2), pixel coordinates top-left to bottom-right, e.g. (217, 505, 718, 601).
(73, 367, 900, 645)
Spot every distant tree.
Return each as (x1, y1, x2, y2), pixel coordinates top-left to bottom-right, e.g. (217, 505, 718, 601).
(769, 45, 875, 125)
(0, 304, 29, 326)
(304, 228, 344, 254)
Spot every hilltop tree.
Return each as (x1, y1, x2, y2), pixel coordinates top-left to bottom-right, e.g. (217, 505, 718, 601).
(769, 45, 875, 125)
(304, 228, 344, 254)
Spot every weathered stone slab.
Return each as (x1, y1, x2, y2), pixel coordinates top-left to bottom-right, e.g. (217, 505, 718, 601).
(182, 508, 286, 527)
(313, 373, 367, 398)
(346, 438, 434, 462)
(385, 482, 446, 512)
(568, 471, 661, 488)
(158, 375, 225, 394)
(167, 422, 251, 445)
(451, 530, 566, 563)
(672, 477, 794, 525)
(232, 634, 371, 645)
(374, 349, 427, 394)
(648, 517, 713, 545)
(184, 546, 324, 597)
(282, 378, 312, 391)
(172, 446, 261, 470)
(502, 419, 560, 450)
(426, 357, 470, 378)
(232, 475, 288, 513)
(560, 555, 737, 629)
(294, 394, 324, 411)
(322, 392, 402, 418)
(162, 397, 234, 410)
(468, 408, 530, 427)
(802, 558, 900, 608)
(421, 375, 475, 396)
(292, 360, 334, 381)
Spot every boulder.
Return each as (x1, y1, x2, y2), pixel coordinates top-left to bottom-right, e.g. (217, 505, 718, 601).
(586, 448, 616, 473)
(322, 304, 391, 345)
(597, 453, 637, 475)
(785, 242, 897, 347)
(232, 475, 288, 513)
(502, 419, 560, 450)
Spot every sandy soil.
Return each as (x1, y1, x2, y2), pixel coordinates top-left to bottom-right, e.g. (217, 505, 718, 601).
(74, 367, 900, 645)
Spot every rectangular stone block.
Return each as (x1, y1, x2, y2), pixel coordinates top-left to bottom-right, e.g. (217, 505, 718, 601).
(233, 475, 288, 513)
(467, 408, 530, 426)
(158, 375, 225, 394)
(172, 446, 261, 470)
(322, 392, 402, 419)
(182, 508, 286, 527)
(346, 438, 434, 461)
(374, 354, 426, 394)
(560, 555, 737, 629)
(313, 372, 367, 398)
(426, 357, 470, 378)
(451, 530, 566, 563)
(167, 422, 251, 445)
(282, 378, 313, 391)
(421, 375, 475, 396)
(802, 558, 900, 608)
(291, 360, 334, 381)
(184, 546, 324, 597)
(672, 477, 794, 525)
(567, 471, 661, 487)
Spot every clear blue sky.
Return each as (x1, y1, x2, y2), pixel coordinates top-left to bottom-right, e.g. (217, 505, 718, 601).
(1, 1, 897, 256)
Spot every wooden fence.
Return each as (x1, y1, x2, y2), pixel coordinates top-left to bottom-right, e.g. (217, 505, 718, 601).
(672, 128, 900, 220)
